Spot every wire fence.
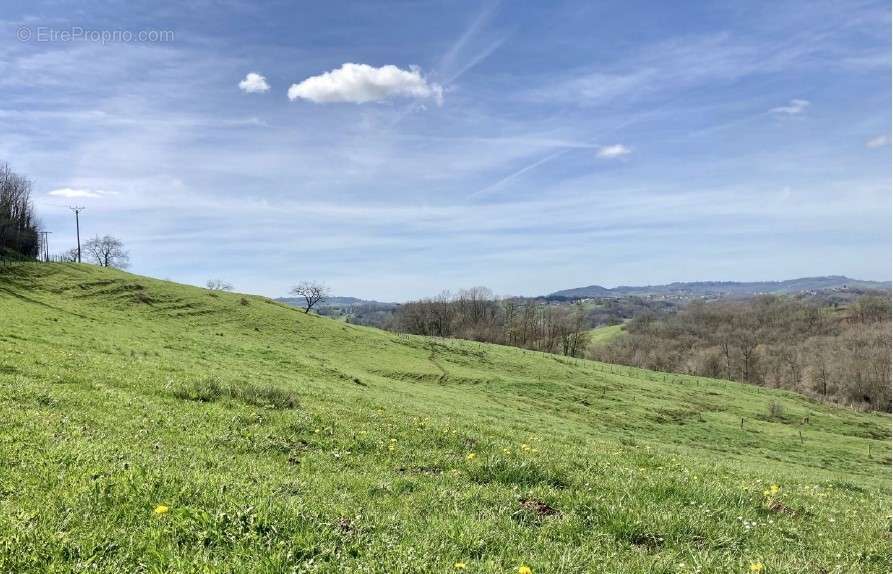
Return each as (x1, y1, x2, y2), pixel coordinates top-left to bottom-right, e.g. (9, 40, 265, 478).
(0, 253, 77, 268)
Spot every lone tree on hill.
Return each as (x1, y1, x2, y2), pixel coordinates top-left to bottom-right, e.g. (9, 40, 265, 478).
(291, 281, 330, 314)
(84, 235, 129, 269)
(206, 279, 233, 291)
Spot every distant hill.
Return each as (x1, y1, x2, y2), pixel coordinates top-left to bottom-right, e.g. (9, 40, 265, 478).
(549, 275, 891, 299)
(275, 296, 398, 309)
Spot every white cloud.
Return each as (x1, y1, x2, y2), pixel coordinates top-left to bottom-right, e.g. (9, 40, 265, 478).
(288, 63, 443, 105)
(47, 188, 116, 199)
(238, 72, 270, 93)
(770, 99, 810, 114)
(596, 144, 632, 158)
(865, 135, 889, 148)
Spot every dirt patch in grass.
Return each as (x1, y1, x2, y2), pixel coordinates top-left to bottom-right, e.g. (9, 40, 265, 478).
(519, 498, 560, 517)
(336, 517, 357, 535)
(621, 530, 665, 551)
(766, 499, 799, 516)
(396, 465, 443, 476)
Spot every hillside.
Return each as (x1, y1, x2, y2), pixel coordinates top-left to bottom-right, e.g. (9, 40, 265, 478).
(550, 276, 892, 300)
(0, 263, 890, 573)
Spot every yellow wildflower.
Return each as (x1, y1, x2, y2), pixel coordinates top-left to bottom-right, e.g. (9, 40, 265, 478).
(518, 566, 533, 574)
(750, 562, 764, 572)
(763, 484, 780, 497)
(454, 562, 466, 570)
(466, 452, 477, 461)
(153, 504, 169, 515)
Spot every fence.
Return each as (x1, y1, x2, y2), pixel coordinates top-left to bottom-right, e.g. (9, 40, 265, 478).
(0, 253, 77, 268)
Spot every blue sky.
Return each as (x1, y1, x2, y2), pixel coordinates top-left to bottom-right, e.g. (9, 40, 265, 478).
(2, 0, 890, 300)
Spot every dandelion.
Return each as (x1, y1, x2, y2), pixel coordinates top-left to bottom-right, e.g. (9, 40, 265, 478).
(763, 484, 780, 497)
(153, 504, 169, 515)
(518, 565, 532, 574)
(750, 562, 764, 572)
(466, 452, 477, 461)
(454, 562, 466, 570)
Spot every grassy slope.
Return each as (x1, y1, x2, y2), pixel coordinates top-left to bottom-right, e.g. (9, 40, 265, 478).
(588, 324, 625, 345)
(0, 263, 889, 574)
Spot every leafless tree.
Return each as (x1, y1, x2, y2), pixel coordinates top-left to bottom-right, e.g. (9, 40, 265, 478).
(394, 288, 591, 357)
(589, 293, 891, 411)
(83, 235, 129, 268)
(0, 163, 40, 257)
(60, 247, 80, 262)
(206, 279, 233, 291)
(291, 281, 330, 313)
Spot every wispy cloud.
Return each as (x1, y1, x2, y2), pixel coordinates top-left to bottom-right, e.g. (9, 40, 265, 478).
(522, 34, 761, 107)
(238, 72, 270, 93)
(47, 187, 113, 199)
(770, 99, 810, 114)
(596, 144, 631, 158)
(470, 149, 570, 199)
(288, 64, 443, 105)
(865, 134, 889, 148)
(437, 0, 506, 84)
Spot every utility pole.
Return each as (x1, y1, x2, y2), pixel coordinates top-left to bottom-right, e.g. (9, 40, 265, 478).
(40, 231, 52, 262)
(69, 206, 84, 263)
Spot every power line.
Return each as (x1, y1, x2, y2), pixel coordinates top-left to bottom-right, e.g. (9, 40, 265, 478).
(69, 206, 85, 263)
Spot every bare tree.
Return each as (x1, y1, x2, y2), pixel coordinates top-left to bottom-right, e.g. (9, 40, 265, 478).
(83, 235, 129, 268)
(291, 281, 330, 313)
(0, 163, 41, 257)
(206, 279, 233, 291)
(60, 247, 80, 262)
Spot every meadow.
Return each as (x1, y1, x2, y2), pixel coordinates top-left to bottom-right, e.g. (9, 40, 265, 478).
(0, 263, 889, 573)
(588, 324, 625, 346)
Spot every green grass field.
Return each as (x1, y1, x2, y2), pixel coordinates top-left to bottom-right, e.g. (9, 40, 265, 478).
(0, 263, 890, 573)
(588, 324, 625, 346)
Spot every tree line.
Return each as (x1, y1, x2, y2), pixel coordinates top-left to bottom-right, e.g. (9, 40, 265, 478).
(393, 287, 591, 357)
(589, 294, 892, 411)
(0, 163, 40, 258)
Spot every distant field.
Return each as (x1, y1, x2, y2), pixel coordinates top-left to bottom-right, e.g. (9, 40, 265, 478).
(0, 263, 890, 573)
(588, 323, 625, 345)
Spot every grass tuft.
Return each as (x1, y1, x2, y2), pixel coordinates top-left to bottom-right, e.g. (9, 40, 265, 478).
(173, 377, 299, 410)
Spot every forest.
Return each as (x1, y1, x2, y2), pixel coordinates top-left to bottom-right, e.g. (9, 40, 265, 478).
(394, 288, 591, 357)
(589, 294, 892, 410)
